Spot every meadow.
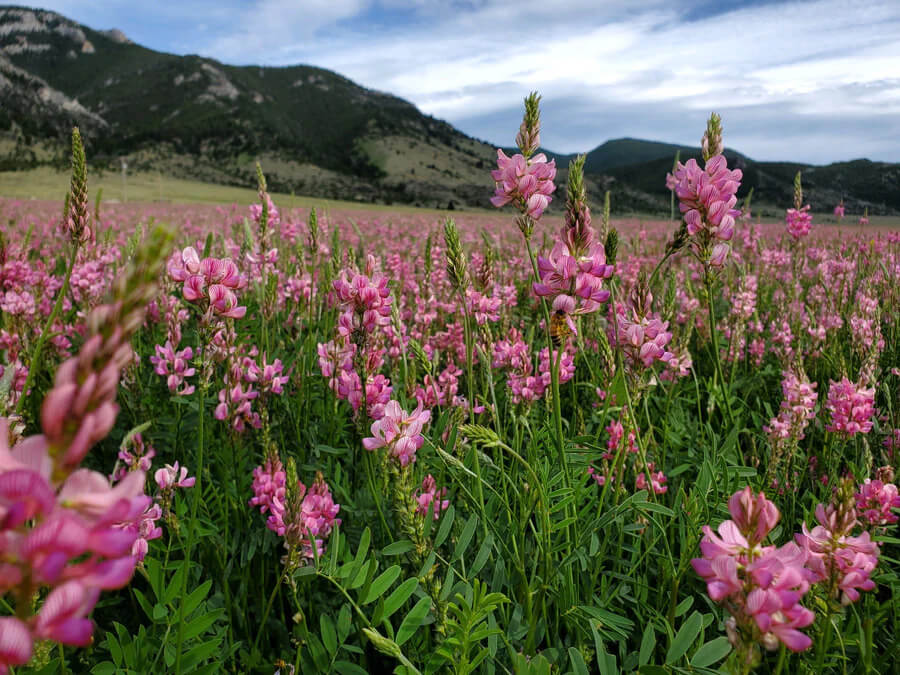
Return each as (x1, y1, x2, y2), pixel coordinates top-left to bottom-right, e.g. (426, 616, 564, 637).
(0, 104, 898, 675)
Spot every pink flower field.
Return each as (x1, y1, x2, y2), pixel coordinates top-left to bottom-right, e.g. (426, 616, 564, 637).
(1, 111, 898, 675)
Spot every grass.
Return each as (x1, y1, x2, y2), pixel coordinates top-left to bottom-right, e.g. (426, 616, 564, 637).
(2, 166, 899, 228)
(0, 166, 469, 214)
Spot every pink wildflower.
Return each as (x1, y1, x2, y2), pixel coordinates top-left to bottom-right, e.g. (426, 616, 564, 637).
(855, 478, 900, 526)
(797, 502, 879, 605)
(785, 205, 812, 239)
(825, 377, 875, 436)
(415, 475, 450, 520)
(489, 150, 557, 219)
(671, 154, 742, 266)
(692, 488, 815, 653)
(154, 462, 196, 490)
(362, 400, 431, 467)
(149, 341, 196, 396)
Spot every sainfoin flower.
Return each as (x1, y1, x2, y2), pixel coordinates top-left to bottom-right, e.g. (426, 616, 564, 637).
(362, 400, 431, 467)
(415, 475, 449, 520)
(490, 150, 557, 219)
(249, 457, 287, 518)
(149, 341, 196, 396)
(533, 237, 614, 319)
(786, 205, 812, 239)
(332, 255, 392, 337)
(671, 155, 742, 266)
(0, 294, 161, 667)
(613, 302, 674, 370)
(796, 501, 879, 605)
(825, 377, 875, 436)
(154, 462, 196, 490)
(764, 369, 818, 445)
(250, 464, 340, 564)
(167, 246, 247, 319)
(855, 477, 900, 527)
(692, 488, 815, 654)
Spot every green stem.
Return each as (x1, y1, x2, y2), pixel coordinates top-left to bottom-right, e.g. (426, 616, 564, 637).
(251, 571, 284, 657)
(175, 376, 208, 674)
(773, 644, 787, 675)
(458, 290, 488, 538)
(365, 451, 394, 543)
(523, 237, 572, 527)
(15, 243, 79, 414)
(523, 234, 576, 612)
(815, 608, 835, 672)
(704, 268, 735, 426)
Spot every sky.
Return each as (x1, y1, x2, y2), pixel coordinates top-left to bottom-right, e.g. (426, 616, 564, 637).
(29, 0, 900, 164)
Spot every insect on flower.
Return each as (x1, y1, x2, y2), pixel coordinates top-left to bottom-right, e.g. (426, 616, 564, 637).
(549, 309, 572, 347)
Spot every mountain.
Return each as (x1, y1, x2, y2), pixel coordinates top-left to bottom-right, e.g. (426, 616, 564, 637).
(0, 5, 499, 207)
(583, 138, 699, 174)
(602, 151, 900, 216)
(0, 5, 897, 214)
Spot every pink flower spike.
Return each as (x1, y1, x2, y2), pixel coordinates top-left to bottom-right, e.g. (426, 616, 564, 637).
(0, 617, 32, 671)
(32, 582, 99, 647)
(728, 486, 781, 547)
(363, 400, 431, 466)
(155, 462, 195, 490)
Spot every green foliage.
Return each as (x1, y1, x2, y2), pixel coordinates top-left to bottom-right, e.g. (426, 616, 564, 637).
(430, 580, 508, 674)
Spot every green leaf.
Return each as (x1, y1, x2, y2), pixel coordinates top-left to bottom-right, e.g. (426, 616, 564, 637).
(133, 589, 154, 622)
(434, 505, 455, 547)
(163, 562, 187, 605)
(568, 647, 590, 675)
(639, 623, 655, 666)
(469, 534, 494, 577)
(362, 565, 402, 604)
(636, 501, 674, 517)
(638, 667, 668, 675)
(181, 580, 212, 617)
(673, 596, 693, 618)
(665, 610, 702, 664)
(382, 540, 416, 556)
(106, 631, 122, 667)
(334, 661, 369, 675)
(181, 637, 222, 671)
(396, 596, 432, 646)
(381, 578, 419, 622)
(354, 527, 371, 566)
(320, 614, 338, 655)
(690, 636, 732, 668)
(337, 603, 352, 644)
(453, 515, 478, 561)
(348, 558, 376, 590)
(182, 609, 223, 641)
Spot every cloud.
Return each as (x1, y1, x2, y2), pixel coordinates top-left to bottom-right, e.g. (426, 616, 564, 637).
(29, 0, 900, 163)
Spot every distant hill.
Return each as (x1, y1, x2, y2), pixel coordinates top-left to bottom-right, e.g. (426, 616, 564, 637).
(0, 5, 897, 214)
(0, 5, 499, 207)
(583, 138, 699, 174)
(602, 151, 900, 216)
